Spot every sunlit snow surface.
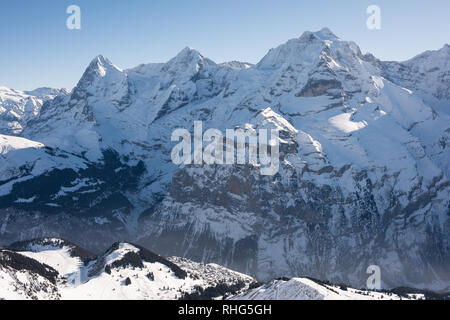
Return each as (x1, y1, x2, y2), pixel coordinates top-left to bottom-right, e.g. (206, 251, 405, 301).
(0, 240, 255, 300)
(0, 239, 435, 300)
(232, 278, 422, 300)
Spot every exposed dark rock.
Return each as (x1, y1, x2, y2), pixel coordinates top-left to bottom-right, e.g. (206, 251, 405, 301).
(0, 250, 59, 284)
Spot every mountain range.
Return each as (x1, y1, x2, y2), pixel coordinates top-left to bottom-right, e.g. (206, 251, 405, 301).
(0, 28, 449, 291)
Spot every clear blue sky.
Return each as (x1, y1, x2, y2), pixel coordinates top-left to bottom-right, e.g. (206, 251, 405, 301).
(1, 0, 449, 91)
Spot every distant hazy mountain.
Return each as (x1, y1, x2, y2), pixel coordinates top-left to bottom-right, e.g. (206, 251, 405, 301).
(0, 86, 68, 135)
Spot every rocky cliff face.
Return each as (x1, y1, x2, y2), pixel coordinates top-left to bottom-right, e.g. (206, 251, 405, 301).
(0, 28, 449, 291)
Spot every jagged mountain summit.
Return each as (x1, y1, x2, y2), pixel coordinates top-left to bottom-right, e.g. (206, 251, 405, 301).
(0, 28, 449, 291)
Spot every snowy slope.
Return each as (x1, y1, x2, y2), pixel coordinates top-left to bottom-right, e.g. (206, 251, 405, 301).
(0, 248, 60, 300)
(0, 28, 448, 291)
(231, 278, 426, 300)
(0, 238, 448, 300)
(0, 134, 44, 155)
(1, 238, 256, 300)
(2, 238, 447, 300)
(381, 44, 450, 105)
(380, 44, 450, 176)
(0, 134, 89, 198)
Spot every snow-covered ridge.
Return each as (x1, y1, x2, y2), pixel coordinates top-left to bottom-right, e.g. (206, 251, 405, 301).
(231, 278, 449, 300)
(381, 43, 450, 103)
(1, 238, 448, 300)
(0, 134, 44, 155)
(0, 238, 448, 300)
(0, 238, 256, 300)
(0, 86, 67, 135)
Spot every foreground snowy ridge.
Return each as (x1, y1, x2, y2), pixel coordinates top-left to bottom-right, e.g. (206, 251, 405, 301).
(0, 238, 255, 300)
(0, 28, 449, 290)
(1, 238, 447, 300)
(231, 278, 450, 300)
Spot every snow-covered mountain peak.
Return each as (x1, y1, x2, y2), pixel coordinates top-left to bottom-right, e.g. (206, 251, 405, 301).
(24, 87, 69, 98)
(315, 27, 340, 40)
(219, 61, 253, 70)
(126, 47, 211, 77)
(0, 86, 20, 96)
(404, 44, 450, 70)
(160, 46, 217, 79)
(0, 86, 67, 102)
(177, 46, 200, 57)
(70, 54, 124, 99)
(56, 53, 130, 128)
(90, 54, 122, 74)
(97, 241, 188, 279)
(167, 47, 214, 68)
(257, 28, 361, 69)
(173, 46, 205, 60)
(301, 27, 340, 41)
(382, 42, 450, 102)
(0, 87, 66, 135)
(439, 43, 449, 53)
